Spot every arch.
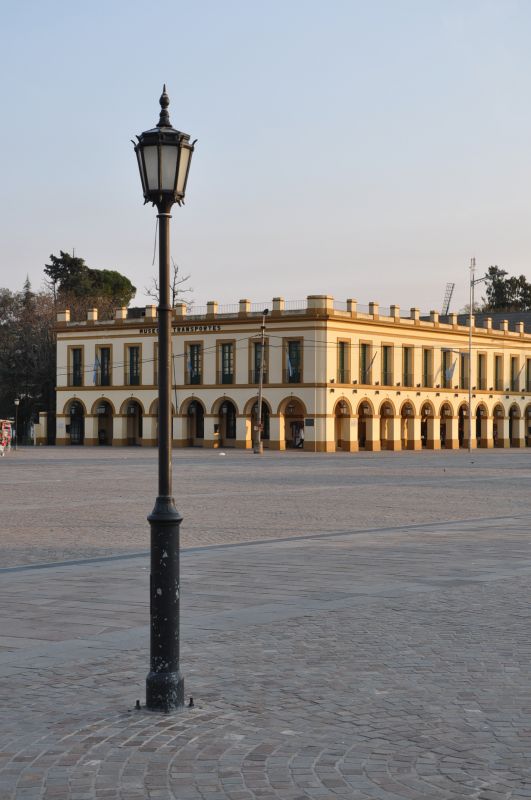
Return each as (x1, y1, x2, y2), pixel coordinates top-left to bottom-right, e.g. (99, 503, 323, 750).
(420, 400, 435, 417)
(119, 397, 146, 415)
(457, 403, 469, 448)
(148, 398, 176, 416)
(400, 401, 415, 449)
(439, 401, 454, 418)
(333, 397, 352, 416)
(90, 397, 116, 416)
(379, 400, 396, 450)
(378, 399, 396, 417)
(277, 396, 308, 417)
(186, 399, 205, 445)
(475, 402, 488, 447)
(439, 402, 454, 449)
(179, 396, 206, 416)
(509, 403, 522, 419)
(92, 399, 114, 446)
(356, 398, 374, 416)
(63, 397, 88, 416)
(492, 403, 505, 448)
(217, 398, 237, 446)
(279, 396, 306, 449)
(334, 397, 351, 451)
(420, 402, 435, 449)
(399, 400, 416, 417)
(122, 399, 143, 445)
(65, 399, 85, 445)
(243, 395, 272, 416)
(211, 396, 240, 416)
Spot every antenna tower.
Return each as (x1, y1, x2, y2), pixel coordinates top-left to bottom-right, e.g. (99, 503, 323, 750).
(441, 282, 455, 315)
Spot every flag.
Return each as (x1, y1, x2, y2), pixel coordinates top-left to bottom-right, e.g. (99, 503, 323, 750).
(445, 358, 457, 382)
(287, 348, 293, 377)
(93, 355, 100, 385)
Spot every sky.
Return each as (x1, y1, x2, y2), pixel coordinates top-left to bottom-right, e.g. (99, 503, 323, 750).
(1, 0, 531, 313)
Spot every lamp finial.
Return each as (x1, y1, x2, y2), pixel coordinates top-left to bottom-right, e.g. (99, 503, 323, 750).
(157, 84, 171, 128)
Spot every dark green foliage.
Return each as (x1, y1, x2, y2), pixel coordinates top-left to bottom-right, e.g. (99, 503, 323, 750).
(483, 266, 531, 312)
(44, 251, 136, 310)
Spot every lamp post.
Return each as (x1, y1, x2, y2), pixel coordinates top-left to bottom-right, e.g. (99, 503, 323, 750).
(253, 309, 269, 454)
(133, 86, 195, 711)
(14, 398, 19, 451)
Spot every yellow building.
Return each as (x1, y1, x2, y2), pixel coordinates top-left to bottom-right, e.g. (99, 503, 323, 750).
(52, 295, 531, 451)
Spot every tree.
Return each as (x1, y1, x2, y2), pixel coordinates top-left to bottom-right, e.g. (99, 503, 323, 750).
(482, 266, 531, 312)
(0, 282, 56, 439)
(44, 251, 136, 317)
(145, 260, 193, 307)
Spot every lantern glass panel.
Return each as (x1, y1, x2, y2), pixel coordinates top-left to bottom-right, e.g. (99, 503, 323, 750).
(176, 146, 191, 194)
(136, 150, 146, 193)
(161, 145, 179, 191)
(143, 146, 159, 191)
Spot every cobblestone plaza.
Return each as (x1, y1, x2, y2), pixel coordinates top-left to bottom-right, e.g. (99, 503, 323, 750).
(2, 448, 531, 799)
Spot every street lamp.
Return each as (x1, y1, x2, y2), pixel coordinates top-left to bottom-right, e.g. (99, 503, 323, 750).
(14, 398, 19, 451)
(253, 309, 269, 454)
(133, 86, 196, 712)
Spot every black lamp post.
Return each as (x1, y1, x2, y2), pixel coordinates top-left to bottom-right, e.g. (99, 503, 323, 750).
(133, 86, 195, 711)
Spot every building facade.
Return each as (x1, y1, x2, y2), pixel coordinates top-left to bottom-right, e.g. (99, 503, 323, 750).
(53, 295, 531, 451)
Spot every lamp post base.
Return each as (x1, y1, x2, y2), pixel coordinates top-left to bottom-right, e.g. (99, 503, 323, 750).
(146, 670, 184, 711)
(146, 496, 184, 712)
(253, 442, 263, 454)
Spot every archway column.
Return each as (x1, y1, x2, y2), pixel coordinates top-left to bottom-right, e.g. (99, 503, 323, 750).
(479, 416, 493, 448)
(385, 416, 401, 450)
(512, 416, 525, 447)
(236, 415, 251, 449)
(408, 416, 422, 450)
(269, 414, 285, 451)
(445, 416, 459, 449)
(365, 416, 380, 451)
(348, 417, 359, 452)
(173, 415, 186, 447)
(83, 414, 98, 446)
(142, 415, 157, 447)
(113, 415, 128, 446)
(426, 416, 440, 449)
(463, 417, 477, 449)
(497, 417, 510, 448)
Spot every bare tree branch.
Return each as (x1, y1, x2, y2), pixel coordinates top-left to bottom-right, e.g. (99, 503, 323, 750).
(145, 261, 193, 308)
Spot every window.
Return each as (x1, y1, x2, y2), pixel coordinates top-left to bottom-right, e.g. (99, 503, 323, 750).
(154, 342, 158, 386)
(495, 355, 503, 391)
(527, 359, 531, 392)
(219, 342, 234, 384)
(126, 346, 140, 385)
(187, 343, 202, 385)
(442, 350, 454, 389)
(510, 356, 519, 391)
(359, 343, 371, 384)
(402, 346, 413, 387)
(250, 341, 267, 384)
(459, 352, 469, 390)
(382, 345, 393, 386)
(477, 353, 486, 390)
(337, 341, 350, 383)
(422, 349, 433, 388)
(70, 347, 83, 387)
(96, 347, 111, 386)
(285, 340, 302, 383)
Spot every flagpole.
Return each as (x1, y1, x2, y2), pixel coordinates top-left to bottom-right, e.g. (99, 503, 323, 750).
(468, 257, 475, 454)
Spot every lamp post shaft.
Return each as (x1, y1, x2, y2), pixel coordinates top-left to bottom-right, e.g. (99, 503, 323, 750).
(146, 204, 184, 712)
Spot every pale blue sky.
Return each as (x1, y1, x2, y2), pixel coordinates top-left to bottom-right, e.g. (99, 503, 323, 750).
(1, 0, 531, 312)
